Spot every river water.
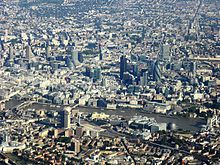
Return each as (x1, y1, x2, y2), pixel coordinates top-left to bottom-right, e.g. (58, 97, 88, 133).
(5, 100, 206, 132)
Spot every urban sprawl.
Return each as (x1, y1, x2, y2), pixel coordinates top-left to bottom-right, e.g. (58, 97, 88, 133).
(0, 0, 219, 164)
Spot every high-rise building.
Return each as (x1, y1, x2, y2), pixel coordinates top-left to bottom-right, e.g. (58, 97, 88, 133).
(66, 57, 74, 69)
(71, 49, 79, 66)
(85, 66, 91, 77)
(25, 45, 32, 61)
(61, 107, 71, 129)
(101, 78, 107, 87)
(98, 43, 103, 60)
(93, 67, 102, 82)
(120, 55, 127, 80)
(190, 61, 197, 83)
(140, 71, 148, 86)
(46, 45, 51, 59)
(0, 39, 4, 51)
(85, 66, 101, 81)
(132, 63, 138, 77)
(9, 46, 14, 60)
(153, 61, 161, 82)
(192, 61, 197, 78)
(123, 72, 134, 85)
(4, 29, 8, 42)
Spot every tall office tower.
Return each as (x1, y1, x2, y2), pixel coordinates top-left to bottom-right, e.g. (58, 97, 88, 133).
(66, 57, 74, 69)
(153, 61, 161, 82)
(46, 45, 51, 59)
(123, 72, 134, 85)
(78, 53, 83, 63)
(71, 49, 79, 66)
(61, 107, 71, 129)
(9, 46, 14, 60)
(0, 39, 4, 51)
(190, 61, 197, 83)
(140, 71, 148, 86)
(193, 61, 197, 79)
(25, 45, 32, 61)
(85, 66, 91, 77)
(4, 29, 8, 42)
(101, 78, 107, 87)
(132, 63, 138, 77)
(160, 43, 170, 60)
(99, 51, 103, 61)
(120, 55, 127, 80)
(93, 67, 102, 82)
(98, 43, 103, 60)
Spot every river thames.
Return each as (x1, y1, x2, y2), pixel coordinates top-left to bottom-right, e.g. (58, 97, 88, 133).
(5, 99, 206, 132)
